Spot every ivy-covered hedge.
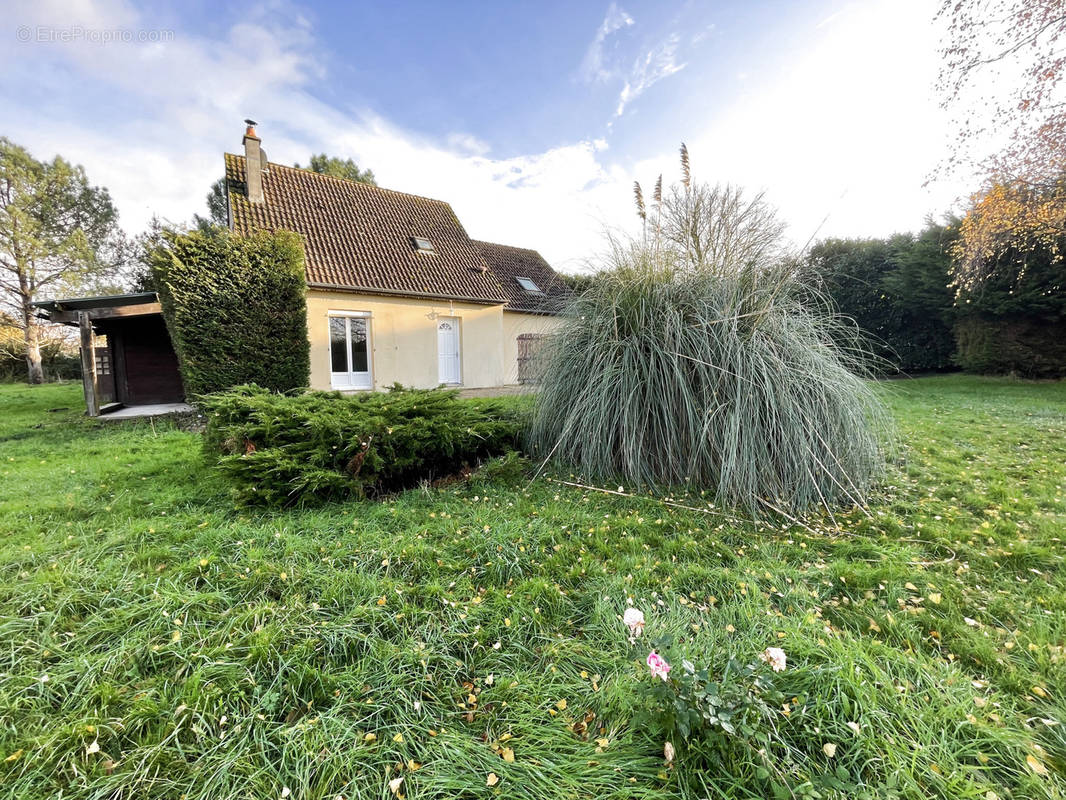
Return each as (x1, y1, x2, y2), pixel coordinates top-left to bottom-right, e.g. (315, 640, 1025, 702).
(150, 228, 310, 395)
(200, 385, 524, 506)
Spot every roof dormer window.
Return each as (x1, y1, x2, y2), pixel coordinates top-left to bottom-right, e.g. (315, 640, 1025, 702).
(411, 236, 436, 254)
(515, 276, 543, 294)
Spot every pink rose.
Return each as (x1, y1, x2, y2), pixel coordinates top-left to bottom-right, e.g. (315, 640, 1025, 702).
(647, 651, 671, 681)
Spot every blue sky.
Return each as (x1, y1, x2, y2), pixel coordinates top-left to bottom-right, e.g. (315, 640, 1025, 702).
(2, 0, 969, 271)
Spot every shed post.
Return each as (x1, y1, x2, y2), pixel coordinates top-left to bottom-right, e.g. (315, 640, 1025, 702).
(79, 311, 100, 417)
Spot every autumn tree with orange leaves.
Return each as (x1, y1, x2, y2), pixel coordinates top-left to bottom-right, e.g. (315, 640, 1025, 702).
(938, 0, 1066, 290)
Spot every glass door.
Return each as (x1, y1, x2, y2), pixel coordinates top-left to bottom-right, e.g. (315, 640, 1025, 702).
(330, 314, 372, 389)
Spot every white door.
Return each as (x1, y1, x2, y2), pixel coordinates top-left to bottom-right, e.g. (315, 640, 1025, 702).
(330, 314, 373, 389)
(437, 317, 461, 384)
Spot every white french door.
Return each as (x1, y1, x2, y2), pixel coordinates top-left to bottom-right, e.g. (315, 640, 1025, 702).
(437, 317, 461, 385)
(329, 312, 373, 389)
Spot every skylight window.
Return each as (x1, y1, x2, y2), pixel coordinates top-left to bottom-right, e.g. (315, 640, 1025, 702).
(411, 237, 436, 253)
(515, 276, 543, 294)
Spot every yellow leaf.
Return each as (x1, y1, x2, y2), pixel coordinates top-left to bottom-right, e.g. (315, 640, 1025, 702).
(171, 630, 181, 643)
(556, 699, 567, 710)
(406, 759, 422, 771)
(1026, 754, 1049, 776)
(279, 572, 287, 581)
(822, 743, 837, 758)
(928, 593, 942, 605)
(501, 747, 515, 762)
(1031, 686, 1049, 699)
(393, 733, 404, 743)
(388, 776, 404, 795)
(363, 733, 377, 743)
(377, 596, 387, 606)
(486, 772, 499, 787)
(5, 749, 24, 763)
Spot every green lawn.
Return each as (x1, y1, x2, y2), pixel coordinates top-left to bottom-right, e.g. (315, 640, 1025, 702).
(0, 376, 1063, 799)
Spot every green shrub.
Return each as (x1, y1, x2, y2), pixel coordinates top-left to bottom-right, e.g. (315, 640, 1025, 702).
(200, 385, 523, 506)
(150, 228, 310, 395)
(529, 169, 887, 513)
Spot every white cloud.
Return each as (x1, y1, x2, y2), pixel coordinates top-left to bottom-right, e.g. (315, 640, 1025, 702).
(1, 0, 990, 277)
(630, 0, 971, 247)
(615, 33, 686, 118)
(579, 2, 635, 83)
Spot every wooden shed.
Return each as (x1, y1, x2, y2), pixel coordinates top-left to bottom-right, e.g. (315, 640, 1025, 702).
(34, 293, 185, 416)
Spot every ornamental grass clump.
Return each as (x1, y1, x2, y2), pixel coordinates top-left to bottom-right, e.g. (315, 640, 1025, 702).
(529, 146, 888, 512)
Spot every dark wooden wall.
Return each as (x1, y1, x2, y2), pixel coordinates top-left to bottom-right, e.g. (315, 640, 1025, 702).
(100, 315, 184, 405)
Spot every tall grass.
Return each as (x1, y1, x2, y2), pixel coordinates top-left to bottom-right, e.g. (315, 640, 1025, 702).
(530, 162, 888, 512)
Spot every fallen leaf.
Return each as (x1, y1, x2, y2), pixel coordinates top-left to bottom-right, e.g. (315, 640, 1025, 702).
(556, 699, 567, 711)
(86, 740, 100, 755)
(501, 747, 515, 763)
(1026, 754, 1049, 776)
(363, 733, 377, 743)
(486, 772, 499, 787)
(823, 743, 837, 758)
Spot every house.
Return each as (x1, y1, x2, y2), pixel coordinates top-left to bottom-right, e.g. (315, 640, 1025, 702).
(35, 123, 569, 416)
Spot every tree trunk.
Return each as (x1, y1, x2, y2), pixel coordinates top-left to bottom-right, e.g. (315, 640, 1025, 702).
(22, 303, 44, 384)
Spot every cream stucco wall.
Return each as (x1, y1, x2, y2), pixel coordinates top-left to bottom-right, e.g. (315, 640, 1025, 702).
(306, 290, 507, 391)
(306, 289, 566, 391)
(306, 290, 565, 391)
(502, 310, 565, 385)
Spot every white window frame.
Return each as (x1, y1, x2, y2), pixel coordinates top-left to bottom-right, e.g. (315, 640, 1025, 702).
(328, 310, 373, 390)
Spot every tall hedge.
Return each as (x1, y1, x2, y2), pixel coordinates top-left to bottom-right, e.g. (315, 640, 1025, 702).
(954, 241, 1066, 377)
(151, 228, 310, 395)
(805, 224, 957, 374)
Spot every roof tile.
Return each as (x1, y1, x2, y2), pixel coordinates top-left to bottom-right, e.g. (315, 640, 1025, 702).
(473, 240, 571, 313)
(225, 154, 508, 304)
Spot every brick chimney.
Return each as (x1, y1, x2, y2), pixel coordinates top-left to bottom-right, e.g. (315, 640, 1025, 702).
(242, 119, 265, 203)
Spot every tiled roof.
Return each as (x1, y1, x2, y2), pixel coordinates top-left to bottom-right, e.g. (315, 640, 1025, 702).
(473, 240, 571, 314)
(225, 154, 508, 304)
